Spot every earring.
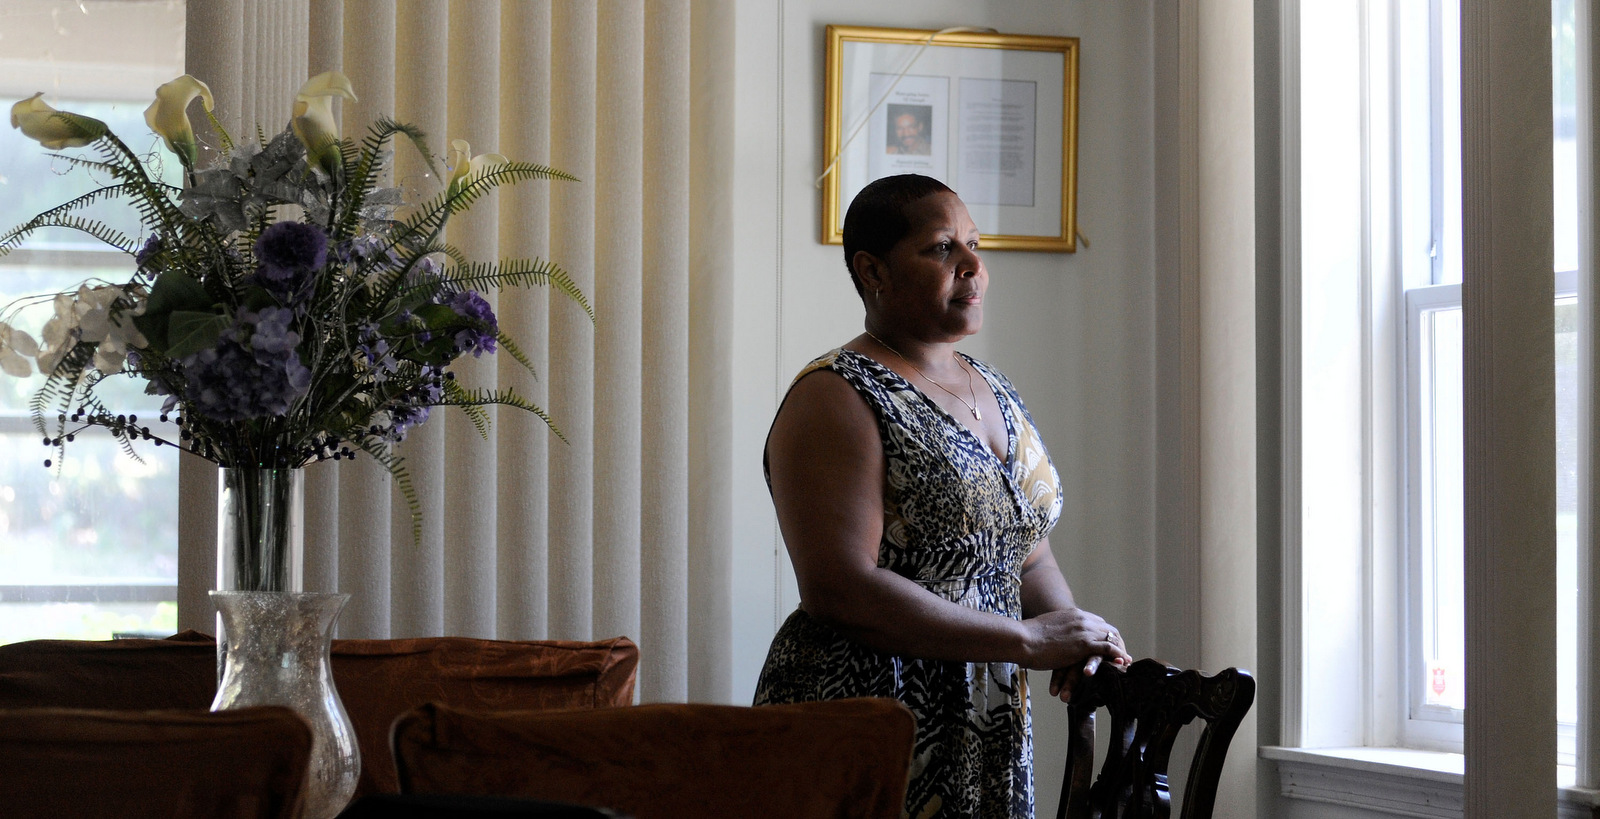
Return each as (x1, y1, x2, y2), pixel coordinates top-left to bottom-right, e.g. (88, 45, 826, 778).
(875, 288, 882, 303)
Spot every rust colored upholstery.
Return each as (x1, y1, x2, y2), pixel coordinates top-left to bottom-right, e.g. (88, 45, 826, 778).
(331, 636, 637, 796)
(0, 631, 217, 711)
(0, 632, 638, 798)
(393, 698, 916, 819)
(0, 705, 311, 819)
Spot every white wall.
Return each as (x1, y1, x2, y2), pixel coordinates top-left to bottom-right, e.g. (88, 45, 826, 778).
(728, 2, 1160, 814)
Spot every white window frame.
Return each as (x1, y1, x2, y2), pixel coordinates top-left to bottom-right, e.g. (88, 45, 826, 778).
(1401, 280, 1463, 751)
(1402, 273, 1580, 758)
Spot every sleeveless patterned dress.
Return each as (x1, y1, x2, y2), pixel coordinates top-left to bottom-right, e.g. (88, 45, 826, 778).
(754, 348, 1063, 819)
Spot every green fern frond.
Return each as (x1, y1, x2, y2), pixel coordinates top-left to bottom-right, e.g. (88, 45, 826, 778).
(428, 242, 473, 270)
(0, 184, 150, 259)
(494, 332, 539, 381)
(363, 119, 436, 179)
(335, 119, 437, 239)
(378, 162, 579, 287)
(347, 436, 423, 545)
(90, 137, 193, 242)
(440, 379, 491, 438)
(29, 343, 96, 437)
(0, 214, 135, 256)
(423, 161, 578, 220)
(437, 383, 565, 443)
(203, 108, 235, 153)
(403, 258, 593, 323)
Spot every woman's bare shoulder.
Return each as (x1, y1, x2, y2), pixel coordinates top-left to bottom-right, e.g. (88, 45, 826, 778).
(771, 365, 877, 443)
(766, 360, 885, 549)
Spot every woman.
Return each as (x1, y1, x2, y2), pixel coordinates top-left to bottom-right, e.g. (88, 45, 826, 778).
(754, 174, 1130, 819)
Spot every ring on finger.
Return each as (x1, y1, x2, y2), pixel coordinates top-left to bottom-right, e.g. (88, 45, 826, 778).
(1105, 630, 1117, 643)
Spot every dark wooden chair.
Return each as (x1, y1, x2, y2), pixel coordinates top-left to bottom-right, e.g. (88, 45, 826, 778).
(1058, 658, 1255, 819)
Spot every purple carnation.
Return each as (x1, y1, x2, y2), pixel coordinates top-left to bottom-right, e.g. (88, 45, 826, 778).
(254, 222, 328, 301)
(256, 221, 328, 271)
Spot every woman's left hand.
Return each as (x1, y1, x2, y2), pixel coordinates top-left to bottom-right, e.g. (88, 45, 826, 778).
(1018, 539, 1131, 702)
(1047, 625, 1128, 703)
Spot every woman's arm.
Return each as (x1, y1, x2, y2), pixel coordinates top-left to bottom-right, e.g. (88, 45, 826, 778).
(1019, 539, 1130, 701)
(766, 369, 1121, 671)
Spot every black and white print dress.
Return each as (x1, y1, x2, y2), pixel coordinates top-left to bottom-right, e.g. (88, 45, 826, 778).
(754, 347, 1063, 819)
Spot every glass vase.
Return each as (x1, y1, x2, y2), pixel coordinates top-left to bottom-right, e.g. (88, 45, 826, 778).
(211, 590, 361, 819)
(217, 467, 305, 594)
(215, 467, 306, 685)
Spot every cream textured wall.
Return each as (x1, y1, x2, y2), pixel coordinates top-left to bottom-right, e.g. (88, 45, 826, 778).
(727, 3, 1162, 815)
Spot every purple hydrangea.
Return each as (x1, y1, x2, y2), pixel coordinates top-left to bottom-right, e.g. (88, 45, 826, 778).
(448, 290, 498, 358)
(178, 306, 311, 421)
(383, 367, 445, 441)
(355, 322, 398, 382)
(386, 404, 430, 440)
(334, 234, 402, 269)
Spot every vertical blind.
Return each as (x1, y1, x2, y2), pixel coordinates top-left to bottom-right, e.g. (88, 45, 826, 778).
(177, 0, 732, 705)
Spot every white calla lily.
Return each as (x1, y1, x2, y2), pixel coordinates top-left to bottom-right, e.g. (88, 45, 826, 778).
(10, 93, 107, 149)
(470, 151, 509, 175)
(144, 75, 214, 168)
(447, 139, 473, 189)
(448, 139, 509, 193)
(291, 71, 357, 172)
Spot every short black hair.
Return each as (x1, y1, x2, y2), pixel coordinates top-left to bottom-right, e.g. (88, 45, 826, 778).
(841, 174, 954, 295)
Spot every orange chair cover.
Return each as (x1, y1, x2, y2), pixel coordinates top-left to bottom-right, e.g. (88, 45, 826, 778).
(393, 698, 916, 819)
(0, 705, 311, 819)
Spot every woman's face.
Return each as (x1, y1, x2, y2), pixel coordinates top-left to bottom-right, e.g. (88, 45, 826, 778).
(876, 192, 986, 341)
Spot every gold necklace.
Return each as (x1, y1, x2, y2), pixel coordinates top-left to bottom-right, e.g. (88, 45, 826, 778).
(864, 331, 982, 421)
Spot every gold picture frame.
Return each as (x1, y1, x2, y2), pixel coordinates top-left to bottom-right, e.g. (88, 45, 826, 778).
(821, 25, 1080, 252)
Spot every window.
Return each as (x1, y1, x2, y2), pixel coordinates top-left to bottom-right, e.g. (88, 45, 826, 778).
(1398, 0, 1579, 763)
(1269, 0, 1591, 810)
(0, 1, 185, 643)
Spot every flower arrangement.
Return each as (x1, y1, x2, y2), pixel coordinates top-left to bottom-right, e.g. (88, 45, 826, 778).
(1, 72, 589, 530)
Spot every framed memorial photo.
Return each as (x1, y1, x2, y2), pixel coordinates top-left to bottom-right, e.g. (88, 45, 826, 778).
(821, 26, 1079, 252)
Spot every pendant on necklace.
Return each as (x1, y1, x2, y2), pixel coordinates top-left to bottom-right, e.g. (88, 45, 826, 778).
(972, 407, 982, 421)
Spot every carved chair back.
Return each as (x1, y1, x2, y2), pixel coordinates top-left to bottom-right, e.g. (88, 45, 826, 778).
(1057, 658, 1255, 819)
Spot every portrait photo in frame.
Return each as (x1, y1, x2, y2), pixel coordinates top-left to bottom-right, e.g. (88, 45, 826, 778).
(821, 26, 1080, 252)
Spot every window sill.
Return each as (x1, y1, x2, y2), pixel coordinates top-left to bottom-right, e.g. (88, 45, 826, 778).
(1260, 746, 1600, 819)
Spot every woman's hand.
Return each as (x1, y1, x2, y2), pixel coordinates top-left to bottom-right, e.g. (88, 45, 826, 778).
(1015, 541, 1131, 701)
(1018, 607, 1130, 702)
(1020, 607, 1130, 670)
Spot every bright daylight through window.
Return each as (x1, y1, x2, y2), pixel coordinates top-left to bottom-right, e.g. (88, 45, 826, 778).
(0, 1, 185, 644)
(1402, 0, 1578, 760)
